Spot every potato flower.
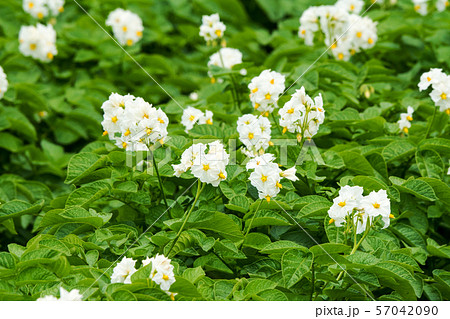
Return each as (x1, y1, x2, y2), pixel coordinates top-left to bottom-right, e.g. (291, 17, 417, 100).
(19, 23, 57, 63)
(111, 257, 137, 284)
(397, 106, 414, 134)
(23, 0, 64, 19)
(181, 106, 213, 132)
(199, 13, 226, 43)
(0, 66, 8, 100)
(142, 254, 176, 293)
(419, 68, 450, 114)
(37, 287, 83, 301)
(208, 48, 242, 70)
(106, 8, 144, 46)
(248, 69, 286, 115)
(237, 114, 272, 157)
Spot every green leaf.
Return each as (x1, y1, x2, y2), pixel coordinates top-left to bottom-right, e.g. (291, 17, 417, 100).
(382, 140, 416, 163)
(0, 132, 23, 152)
(0, 200, 44, 223)
(389, 177, 438, 201)
(245, 210, 291, 229)
(281, 248, 312, 288)
(243, 233, 271, 250)
(65, 152, 109, 184)
(171, 276, 202, 298)
(182, 267, 206, 284)
(296, 201, 332, 219)
(415, 150, 444, 179)
(243, 279, 277, 297)
(339, 151, 374, 176)
(418, 138, 450, 156)
(391, 224, 426, 249)
(38, 206, 111, 231)
(309, 243, 351, 257)
(261, 240, 304, 254)
(65, 180, 110, 208)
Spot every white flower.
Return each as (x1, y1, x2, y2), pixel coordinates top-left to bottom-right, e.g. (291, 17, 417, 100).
(153, 270, 176, 291)
(19, 23, 57, 63)
(360, 189, 391, 228)
(106, 8, 143, 46)
(199, 13, 226, 42)
(249, 162, 283, 202)
(436, 0, 450, 11)
(248, 69, 286, 115)
(240, 68, 248, 76)
(101, 93, 168, 151)
(47, 0, 65, 16)
(181, 107, 213, 132)
(23, 0, 65, 18)
(279, 87, 324, 139)
(429, 77, 450, 113)
(246, 153, 276, 170)
(111, 257, 137, 284)
(0, 66, 8, 100)
(328, 185, 364, 227)
(412, 0, 429, 15)
(165, 291, 177, 301)
(336, 0, 364, 14)
(142, 254, 176, 292)
(237, 114, 272, 157)
(173, 141, 229, 186)
(189, 92, 199, 101)
(37, 287, 82, 301)
(208, 48, 242, 70)
(418, 68, 446, 91)
(397, 106, 414, 134)
(281, 167, 299, 181)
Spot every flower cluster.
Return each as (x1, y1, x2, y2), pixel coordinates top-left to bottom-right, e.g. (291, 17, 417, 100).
(199, 13, 226, 43)
(181, 106, 213, 132)
(397, 106, 414, 134)
(418, 68, 450, 114)
(37, 287, 83, 301)
(413, 0, 449, 15)
(248, 69, 286, 115)
(0, 66, 8, 100)
(172, 141, 229, 186)
(298, 2, 378, 61)
(111, 255, 176, 300)
(278, 86, 325, 140)
(208, 47, 243, 70)
(106, 8, 144, 46)
(19, 23, 57, 63)
(101, 93, 169, 151)
(237, 114, 272, 158)
(328, 186, 393, 234)
(247, 154, 298, 202)
(23, 0, 65, 19)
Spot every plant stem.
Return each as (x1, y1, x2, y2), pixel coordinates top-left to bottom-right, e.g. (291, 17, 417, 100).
(166, 180, 204, 256)
(271, 112, 282, 135)
(424, 106, 437, 139)
(152, 153, 168, 209)
(244, 198, 264, 237)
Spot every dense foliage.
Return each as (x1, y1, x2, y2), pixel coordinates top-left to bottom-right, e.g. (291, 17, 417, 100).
(0, 0, 449, 301)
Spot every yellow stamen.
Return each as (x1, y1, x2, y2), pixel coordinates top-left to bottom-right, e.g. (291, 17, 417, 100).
(248, 132, 254, 139)
(368, 38, 374, 44)
(124, 129, 130, 136)
(158, 118, 164, 124)
(218, 172, 226, 179)
(282, 127, 287, 134)
(287, 108, 294, 114)
(270, 79, 274, 85)
(264, 111, 269, 117)
(403, 127, 408, 134)
(206, 119, 212, 125)
(122, 26, 128, 32)
(356, 31, 362, 38)
(373, 203, 380, 209)
(301, 29, 306, 35)
(215, 29, 222, 37)
(30, 43, 37, 50)
(265, 195, 271, 202)
(406, 116, 413, 121)
(389, 214, 395, 219)
(203, 164, 210, 171)
(261, 174, 267, 182)
(350, 4, 355, 10)
(189, 115, 195, 121)
(29, 2, 34, 9)
(159, 138, 164, 145)
(137, 31, 143, 37)
(331, 43, 337, 49)
(338, 53, 344, 60)
(111, 116, 118, 123)
(47, 52, 53, 60)
(162, 274, 169, 281)
(276, 181, 282, 189)
(146, 128, 152, 135)
(441, 93, 447, 100)
(211, 77, 216, 84)
(252, 88, 258, 93)
(338, 201, 346, 207)
(427, 76, 431, 82)
(265, 93, 271, 100)
(254, 103, 260, 109)
(170, 293, 175, 301)
(446, 109, 450, 115)
(58, 7, 64, 13)
(126, 39, 133, 46)
(122, 142, 127, 148)
(102, 131, 108, 136)
(37, 12, 43, 19)
(268, 141, 274, 146)
(329, 218, 335, 224)
(414, 4, 421, 11)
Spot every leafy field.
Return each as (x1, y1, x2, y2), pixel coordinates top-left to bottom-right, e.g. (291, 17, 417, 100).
(0, 0, 449, 301)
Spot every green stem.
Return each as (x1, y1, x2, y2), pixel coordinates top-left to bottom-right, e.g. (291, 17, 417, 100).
(424, 106, 437, 139)
(166, 181, 204, 256)
(244, 199, 264, 237)
(271, 111, 282, 135)
(152, 154, 168, 209)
